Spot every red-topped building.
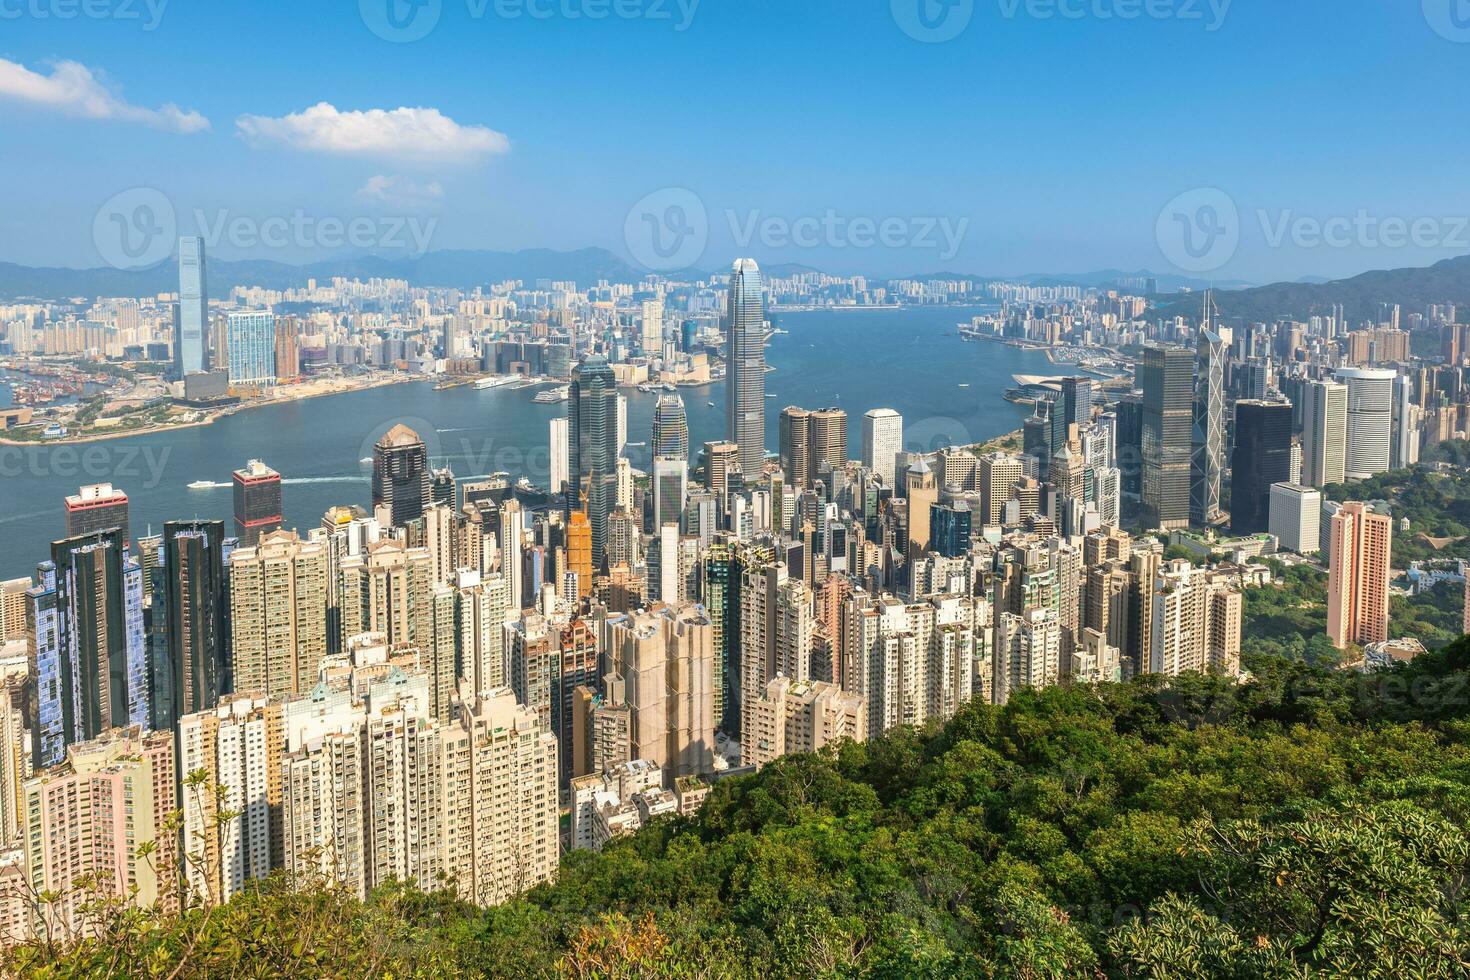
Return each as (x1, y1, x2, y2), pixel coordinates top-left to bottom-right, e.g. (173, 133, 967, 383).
(63, 483, 129, 543)
(233, 460, 282, 547)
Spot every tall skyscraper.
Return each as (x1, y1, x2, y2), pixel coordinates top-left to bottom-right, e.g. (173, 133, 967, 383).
(157, 520, 229, 730)
(548, 416, 570, 494)
(372, 424, 431, 528)
(274, 315, 301, 382)
(1269, 483, 1321, 555)
(233, 459, 283, 546)
(1190, 329, 1225, 526)
(862, 408, 903, 487)
(1140, 344, 1194, 529)
(726, 259, 767, 475)
(1301, 378, 1347, 488)
(641, 297, 665, 354)
(1047, 377, 1093, 478)
(173, 237, 208, 380)
(570, 355, 619, 565)
(1335, 367, 1396, 480)
(702, 441, 740, 497)
(63, 483, 129, 542)
(1391, 374, 1420, 470)
(27, 530, 147, 768)
(779, 406, 810, 489)
(1327, 501, 1393, 649)
(1230, 401, 1293, 534)
(226, 311, 277, 387)
(605, 604, 716, 781)
(652, 394, 690, 461)
(652, 456, 688, 532)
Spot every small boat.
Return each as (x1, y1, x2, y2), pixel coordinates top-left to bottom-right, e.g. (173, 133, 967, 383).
(187, 480, 215, 490)
(359, 457, 373, 464)
(958, 383, 971, 388)
(707, 401, 715, 407)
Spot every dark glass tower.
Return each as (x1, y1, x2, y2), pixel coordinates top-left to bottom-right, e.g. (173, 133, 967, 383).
(233, 459, 282, 546)
(570, 355, 619, 565)
(157, 520, 229, 729)
(1140, 345, 1195, 529)
(372, 424, 431, 528)
(1230, 400, 1293, 534)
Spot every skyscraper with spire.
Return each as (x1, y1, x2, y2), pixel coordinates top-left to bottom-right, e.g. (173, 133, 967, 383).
(1190, 301, 1225, 527)
(653, 394, 690, 462)
(726, 259, 767, 476)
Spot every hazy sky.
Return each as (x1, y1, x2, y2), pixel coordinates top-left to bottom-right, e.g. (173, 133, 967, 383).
(1, 0, 1467, 284)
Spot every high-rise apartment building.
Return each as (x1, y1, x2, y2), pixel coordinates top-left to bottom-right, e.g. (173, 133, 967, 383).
(603, 605, 715, 781)
(726, 259, 767, 475)
(742, 677, 867, 769)
(1148, 560, 1242, 677)
(226, 311, 277, 387)
(178, 694, 285, 905)
(229, 530, 330, 698)
(1327, 501, 1393, 649)
(995, 607, 1061, 705)
(21, 727, 176, 938)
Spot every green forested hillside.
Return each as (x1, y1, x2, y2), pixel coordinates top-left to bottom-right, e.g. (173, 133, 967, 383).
(13, 645, 1470, 978)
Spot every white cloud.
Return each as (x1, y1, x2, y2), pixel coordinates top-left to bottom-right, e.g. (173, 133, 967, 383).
(356, 175, 445, 209)
(236, 102, 509, 164)
(0, 58, 209, 134)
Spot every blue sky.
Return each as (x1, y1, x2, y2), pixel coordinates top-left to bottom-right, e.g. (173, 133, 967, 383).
(1, 0, 1468, 284)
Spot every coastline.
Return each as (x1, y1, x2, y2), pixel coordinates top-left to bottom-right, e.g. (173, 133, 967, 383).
(0, 374, 428, 447)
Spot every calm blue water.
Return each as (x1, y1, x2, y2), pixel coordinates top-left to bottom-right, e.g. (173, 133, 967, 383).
(0, 306, 1054, 577)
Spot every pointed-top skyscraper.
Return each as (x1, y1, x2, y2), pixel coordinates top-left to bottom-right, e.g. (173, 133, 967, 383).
(726, 259, 767, 475)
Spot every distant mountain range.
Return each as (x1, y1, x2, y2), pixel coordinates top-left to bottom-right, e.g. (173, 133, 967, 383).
(1156, 254, 1470, 323)
(2, 248, 1466, 323)
(0, 248, 651, 301)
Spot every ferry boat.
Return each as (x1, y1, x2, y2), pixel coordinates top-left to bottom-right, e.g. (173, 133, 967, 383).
(533, 386, 570, 404)
(475, 375, 519, 390)
(187, 480, 215, 490)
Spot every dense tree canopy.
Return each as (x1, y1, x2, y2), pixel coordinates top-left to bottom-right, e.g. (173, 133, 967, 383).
(12, 643, 1470, 978)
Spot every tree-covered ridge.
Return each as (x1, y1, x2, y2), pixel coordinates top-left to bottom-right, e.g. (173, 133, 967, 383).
(12, 645, 1470, 978)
